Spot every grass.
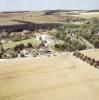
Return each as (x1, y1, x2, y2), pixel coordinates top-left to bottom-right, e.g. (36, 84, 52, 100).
(2, 38, 41, 49)
(64, 23, 99, 29)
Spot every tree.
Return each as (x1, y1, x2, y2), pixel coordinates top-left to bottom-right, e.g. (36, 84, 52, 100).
(93, 39, 99, 48)
(0, 42, 4, 52)
(18, 44, 25, 50)
(39, 41, 45, 47)
(14, 45, 19, 51)
(39, 37, 42, 41)
(27, 43, 33, 48)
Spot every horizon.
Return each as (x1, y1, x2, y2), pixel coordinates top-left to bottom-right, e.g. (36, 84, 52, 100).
(1, 9, 99, 13)
(1, 8, 99, 13)
(0, 0, 99, 12)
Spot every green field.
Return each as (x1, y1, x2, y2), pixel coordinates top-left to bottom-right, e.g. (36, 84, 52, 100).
(2, 38, 41, 49)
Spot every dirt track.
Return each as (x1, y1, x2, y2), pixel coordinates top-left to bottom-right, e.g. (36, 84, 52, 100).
(0, 53, 99, 100)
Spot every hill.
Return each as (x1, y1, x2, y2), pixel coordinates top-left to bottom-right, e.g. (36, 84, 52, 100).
(0, 51, 99, 100)
(0, 10, 99, 26)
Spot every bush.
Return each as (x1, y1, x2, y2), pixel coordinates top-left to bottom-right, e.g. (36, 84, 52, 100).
(14, 45, 19, 51)
(0, 53, 2, 58)
(18, 43, 25, 50)
(27, 43, 33, 48)
(55, 44, 66, 51)
(93, 39, 99, 48)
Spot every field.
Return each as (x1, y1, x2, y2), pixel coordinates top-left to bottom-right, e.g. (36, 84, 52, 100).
(0, 51, 99, 100)
(0, 10, 99, 100)
(73, 12, 99, 18)
(81, 49, 99, 60)
(0, 11, 99, 25)
(3, 38, 40, 49)
(0, 11, 60, 25)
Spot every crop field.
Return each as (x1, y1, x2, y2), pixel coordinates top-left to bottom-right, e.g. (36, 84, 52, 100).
(81, 49, 99, 60)
(74, 12, 99, 18)
(0, 11, 99, 25)
(0, 11, 60, 25)
(0, 52, 99, 100)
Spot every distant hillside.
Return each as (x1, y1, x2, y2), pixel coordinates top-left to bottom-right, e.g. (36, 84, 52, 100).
(87, 10, 99, 12)
(44, 10, 83, 15)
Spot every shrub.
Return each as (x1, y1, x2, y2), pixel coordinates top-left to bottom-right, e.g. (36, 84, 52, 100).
(18, 43, 25, 50)
(14, 45, 19, 51)
(93, 39, 99, 48)
(27, 43, 33, 48)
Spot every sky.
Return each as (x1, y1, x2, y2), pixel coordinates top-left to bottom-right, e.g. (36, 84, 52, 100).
(0, 0, 99, 12)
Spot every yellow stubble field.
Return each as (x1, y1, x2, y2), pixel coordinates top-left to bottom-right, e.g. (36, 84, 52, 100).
(0, 52, 99, 100)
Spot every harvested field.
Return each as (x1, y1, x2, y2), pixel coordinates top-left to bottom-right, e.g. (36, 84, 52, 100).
(0, 11, 99, 25)
(0, 11, 61, 25)
(74, 12, 99, 18)
(0, 53, 99, 100)
(81, 49, 99, 60)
